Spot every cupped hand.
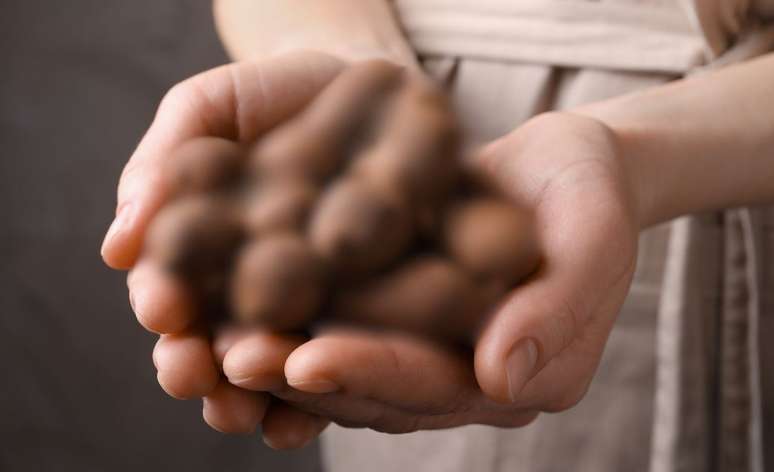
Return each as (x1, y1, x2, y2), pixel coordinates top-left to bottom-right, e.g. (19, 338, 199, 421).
(104, 50, 356, 448)
(217, 111, 641, 437)
(473, 112, 639, 406)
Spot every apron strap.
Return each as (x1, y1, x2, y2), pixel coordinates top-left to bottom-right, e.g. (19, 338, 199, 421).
(393, 0, 708, 73)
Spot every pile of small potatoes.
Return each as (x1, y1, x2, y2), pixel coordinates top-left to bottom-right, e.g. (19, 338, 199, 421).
(144, 61, 540, 342)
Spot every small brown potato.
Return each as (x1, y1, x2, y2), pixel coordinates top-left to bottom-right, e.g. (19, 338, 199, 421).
(251, 60, 403, 182)
(145, 196, 244, 302)
(330, 256, 485, 339)
(243, 179, 318, 236)
(308, 175, 413, 277)
(165, 137, 245, 196)
(230, 234, 325, 330)
(443, 198, 540, 285)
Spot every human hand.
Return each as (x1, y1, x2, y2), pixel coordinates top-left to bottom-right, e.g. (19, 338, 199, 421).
(102, 50, 371, 447)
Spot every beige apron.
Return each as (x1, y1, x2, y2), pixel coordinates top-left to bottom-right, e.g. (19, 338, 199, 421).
(321, 1, 774, 471)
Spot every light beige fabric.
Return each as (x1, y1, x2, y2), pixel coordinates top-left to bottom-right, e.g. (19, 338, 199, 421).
(395, 0, 707, 73)
(322, 1, 774, 471)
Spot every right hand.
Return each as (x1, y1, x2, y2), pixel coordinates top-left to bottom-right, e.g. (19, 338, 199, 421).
(104, 50, 355, 448)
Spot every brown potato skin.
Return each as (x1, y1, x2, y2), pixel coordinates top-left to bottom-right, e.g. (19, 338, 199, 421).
(230, 234, 325, 330)
(443, 198, 540, 286)
(331, 256, 485, 339)
(308, 175, 413, 277)
(243, 179, 318, 236)
(165, 137, 245, 196)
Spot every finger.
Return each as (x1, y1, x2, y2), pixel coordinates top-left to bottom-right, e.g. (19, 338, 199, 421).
(261, 401, 329, 450)
(212, 324, 254, 367)
(228, 327, 540, 431)
(275, 379, 540, 433)
(202, 380, 269, 434)
(476, 266, 633, 408)
(127, 259, 193, 334)
(218, 329, 429, 431)
(153, 331, 220, 399)
(283, 328, 480, 415)
(101, 51, 346, 269)
(222, 331, 306, 392)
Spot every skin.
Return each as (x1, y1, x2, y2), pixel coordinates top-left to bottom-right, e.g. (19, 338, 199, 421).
(104, 1, 774, 447)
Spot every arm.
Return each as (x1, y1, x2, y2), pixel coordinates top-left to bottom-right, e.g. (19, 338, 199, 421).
(576, 52, 774, 228)
(213, 0, 418, 67)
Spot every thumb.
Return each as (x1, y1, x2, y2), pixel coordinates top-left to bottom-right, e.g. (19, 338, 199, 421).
(473, 190, 637, 407)
(474, 270, 588, 405)
(471, 113, 639, 406)
(474, 234, 636, 406)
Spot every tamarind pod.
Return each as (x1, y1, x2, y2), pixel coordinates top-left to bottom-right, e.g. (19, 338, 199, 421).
(242, 179, 318, 236)
(144, 196, 245, 317)
(456, 159, 507, 197)
(251, 60, 404, 182)
(308, 175, 413, 277)
(443, 198, 540, 287)
(301, 59, 405, 134)
(352, 79, 462, 236)
(330, 256, 485, 340)
(230, 234, 325, 330)
(164, 137, 245, 197)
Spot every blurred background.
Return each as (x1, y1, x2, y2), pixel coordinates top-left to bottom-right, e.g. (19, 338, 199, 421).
(0, 1, 320, 470)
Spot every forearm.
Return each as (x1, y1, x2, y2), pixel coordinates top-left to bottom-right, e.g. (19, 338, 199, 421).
(213, 0, 418, 67)
(576, 53, 774, 228)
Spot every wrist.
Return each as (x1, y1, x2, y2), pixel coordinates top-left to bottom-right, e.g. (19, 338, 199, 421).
(571, 102, 677, 230)
(607, 124, 668, 230)
(213, 0, 419, 69)
(269, 44, 419, 71)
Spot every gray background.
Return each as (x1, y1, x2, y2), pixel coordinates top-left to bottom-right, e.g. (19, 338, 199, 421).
(0, 1, 320, 470)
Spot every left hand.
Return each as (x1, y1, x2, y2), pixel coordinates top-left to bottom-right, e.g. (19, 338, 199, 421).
(212, 111, 642, 439)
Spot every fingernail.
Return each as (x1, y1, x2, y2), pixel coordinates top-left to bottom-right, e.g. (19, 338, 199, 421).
(263, 431, 312, 450)
(506, 338, 538, 402)
(101, 203, 133, 256)
(226, 373, 285, 392)
(286, 378, 339, 394)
